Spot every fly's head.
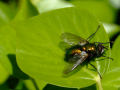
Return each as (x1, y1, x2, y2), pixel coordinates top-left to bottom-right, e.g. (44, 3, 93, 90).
(96, 43, 105, 56)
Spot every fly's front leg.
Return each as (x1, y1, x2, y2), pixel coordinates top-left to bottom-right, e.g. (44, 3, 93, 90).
(87, 25, 101, 41)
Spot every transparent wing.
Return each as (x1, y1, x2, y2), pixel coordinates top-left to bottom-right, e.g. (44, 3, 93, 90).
(61, 32, 88, 47)
(64, 51, 88, 74)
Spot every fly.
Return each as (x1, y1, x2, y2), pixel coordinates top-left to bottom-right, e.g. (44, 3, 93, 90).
(61, 25, 113, 79)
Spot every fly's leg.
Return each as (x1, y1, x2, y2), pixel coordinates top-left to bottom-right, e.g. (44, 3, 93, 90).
(87, 25, 101, 41)
(94, 41, 114, 44)
(89, 63, 102, 79)
(102, 56, 113, 60)
(96, 56, 113, 61)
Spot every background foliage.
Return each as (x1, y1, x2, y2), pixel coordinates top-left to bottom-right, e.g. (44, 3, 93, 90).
(0, 0, 120, 90)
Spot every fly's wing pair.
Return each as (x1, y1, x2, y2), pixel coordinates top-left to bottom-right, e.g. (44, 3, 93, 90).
(64, 51, 88, 74)
(61, 32, 89, 74)
(61, 33, 88, 49)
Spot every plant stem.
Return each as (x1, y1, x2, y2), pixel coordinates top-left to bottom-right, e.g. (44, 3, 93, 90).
(95, 75, 103, 90)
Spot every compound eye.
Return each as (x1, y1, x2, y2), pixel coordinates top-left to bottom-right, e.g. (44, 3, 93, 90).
(98, 46, 104, 54)
(101, 48, 104, 54)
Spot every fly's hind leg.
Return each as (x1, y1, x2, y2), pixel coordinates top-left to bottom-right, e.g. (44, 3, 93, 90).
(89, 63, 102, 79)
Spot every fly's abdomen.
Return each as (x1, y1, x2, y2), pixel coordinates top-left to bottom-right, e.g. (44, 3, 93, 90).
(65, 48, 82, 62)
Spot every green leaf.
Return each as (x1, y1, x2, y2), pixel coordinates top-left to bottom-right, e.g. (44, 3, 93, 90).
(102, 36, 120, 90)
(79, 84, 96, 90)
(0, 64, 9, 84)
(103, 23, 120, 39)
(30, 0, 73, 13)
(35, 80, 47, 90)
(24, 79, 47, 90)
(72, 1, 116, 23)
(0, 25, 16, 84)
(110, 0, 120, 9)
(0, 2, 15, 26)
(15, 80, 26, 90)
(14, 0, 38, 21)
(24, 79, 37, 90)
(0, 25, 29, 80)
(0, 25, 16, 73)
(44, 84, 77, 90)
(8, 54, 29, 79)
(13, 7, 110, 88)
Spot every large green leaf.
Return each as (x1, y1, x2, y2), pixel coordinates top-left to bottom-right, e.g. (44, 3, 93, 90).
(101, 36, 120, 90)
(0, 0, 36, 85)
(0, 25, 16, 84)
(0, 25, 16, 73)
(72, 1, 116, 23)
(0, 25, 29, 81)
(13, 7, 110, 88)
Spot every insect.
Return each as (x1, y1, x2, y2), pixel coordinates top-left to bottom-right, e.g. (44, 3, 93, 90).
(61, 25, 112, 78)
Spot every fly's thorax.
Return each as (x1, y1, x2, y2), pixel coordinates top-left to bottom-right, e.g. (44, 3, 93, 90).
(82, 43, 96, 53)
(78, 41, 88, 46)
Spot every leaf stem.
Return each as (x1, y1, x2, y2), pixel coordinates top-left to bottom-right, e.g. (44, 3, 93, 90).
(95, 75, 103, 90)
